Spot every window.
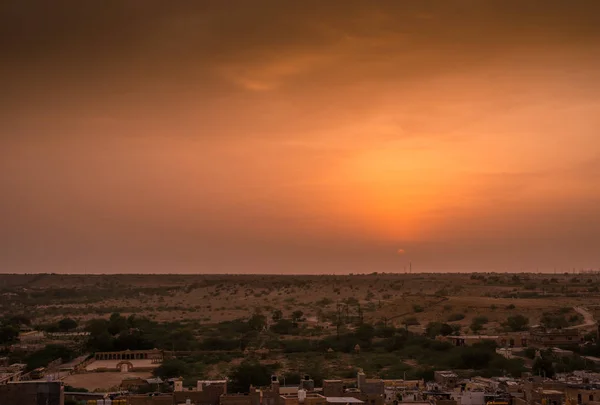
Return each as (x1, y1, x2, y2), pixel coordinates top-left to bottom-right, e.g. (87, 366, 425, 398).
(589, 395, 593, 402)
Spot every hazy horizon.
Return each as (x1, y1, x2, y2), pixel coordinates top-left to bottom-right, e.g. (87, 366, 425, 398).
(2, 1, 600, 274)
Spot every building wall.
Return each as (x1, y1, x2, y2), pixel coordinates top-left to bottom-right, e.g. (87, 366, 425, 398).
(530, 330, 581, 347)
(362, 381, 385, 396)
(565, 387, 600, 405)
(434, 372, 457, 387)
(348, 392, 385, 405)
(0, 382, 64, 405)
(221, 394, 256, 405)
(323, 381, 345, 397)
(173, 384, 225, 405)
(95, 349, 164, 361)
(305, 396, 328, 405)
(454, 391, 485, 405)
(125, 395, 174, 405)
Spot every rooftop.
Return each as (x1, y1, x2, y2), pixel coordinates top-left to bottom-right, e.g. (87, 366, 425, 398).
(326, 397, 365, 404)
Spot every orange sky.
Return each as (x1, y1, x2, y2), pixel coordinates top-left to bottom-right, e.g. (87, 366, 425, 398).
(1, 1, 600, 273)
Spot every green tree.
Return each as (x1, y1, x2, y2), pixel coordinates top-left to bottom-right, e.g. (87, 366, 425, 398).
(270, 319, 297, 335)
(506, 315, 529, 331)
(532, 356, 555, 378)
(425, 322, 453, 338)
(0, 325, 19, 344)
(229, 360, 275, 393)
(25, 345, 75, 371)
(292, 310, 304, 323)
(271, 309, 283, 322)
(108, 313, 128, 335)
(447, 313, 465, 322)
(58, 318, 78, 332)
(248, 313, 266, 331)
(470, 322, 483, 334)
(86, 331, 114, 352)
(5, 315, 31, 327)
(85, 318, 109, 335)
(153, 358, 190, 379)
(355, 324, 375, 342)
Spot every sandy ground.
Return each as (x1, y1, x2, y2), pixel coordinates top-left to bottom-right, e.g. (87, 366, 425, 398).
(63, 371, 152, 392)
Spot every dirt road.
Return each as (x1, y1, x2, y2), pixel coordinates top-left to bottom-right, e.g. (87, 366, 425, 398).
(567, 306, 596, 329)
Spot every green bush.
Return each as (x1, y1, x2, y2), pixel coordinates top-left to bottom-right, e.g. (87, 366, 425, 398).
(447, 313, 465, 322)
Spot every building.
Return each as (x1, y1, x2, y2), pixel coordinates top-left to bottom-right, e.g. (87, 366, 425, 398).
(282, 390, 328, 405)
(438, 334, 529, 348)
(0, 363, 26, 385)
(0, 381, 64, 405)
(323, 381, 346, 398)
(565, 384, 600, 405)
(94, 348, 164, 361)
(434, 372, 458, 389)
(87, 349, 163, 372)
(530, 329, 582, 347)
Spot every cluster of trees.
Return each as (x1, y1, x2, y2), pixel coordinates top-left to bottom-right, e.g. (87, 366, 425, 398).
(40, 318, 79, 333)
(470, 316, 489, 333)
(85, 313, 198, 353)
(25, 344, 75, 371)
(505, 315, 529, 331)
(0, 315, 30, 344)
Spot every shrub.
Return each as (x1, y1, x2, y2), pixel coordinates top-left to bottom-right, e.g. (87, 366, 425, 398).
(447, 313, 465, 322)
(506, 315, 529, 331)
(403, 317, 420, 326)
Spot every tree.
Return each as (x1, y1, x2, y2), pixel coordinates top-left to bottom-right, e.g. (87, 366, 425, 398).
(470, 322, 483, 334)
(113, 331, 154, 351)
(426, 322, 453, 338)
(506, 315, 529, 331)
(229, 360, 276, 393)
(58, 318, 78, 332)
(271, 309, 283, 322)
(85, 319, 109, 336)
(0, 325, 19, 344)
(532, 356, 555, 378)
(153, 358, 190, 379)
(108, 313, 128, 335)
(292, 310, 304, 323)
(248, 313, 266, 331)
(86, 331, 114, 352)
(447, 313, 465, 322)
(5, 315, 31, 327)
(270, 319, 297, 335)
(25, 345, 75, 371)
(470, 316, 488, 334)
(355, 324, 375, 342)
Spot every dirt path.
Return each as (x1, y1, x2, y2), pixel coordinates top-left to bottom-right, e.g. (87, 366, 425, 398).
(567, 306, 596, 329)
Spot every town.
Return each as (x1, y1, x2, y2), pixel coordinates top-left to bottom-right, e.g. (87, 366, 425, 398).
(2, 273, 600, 405)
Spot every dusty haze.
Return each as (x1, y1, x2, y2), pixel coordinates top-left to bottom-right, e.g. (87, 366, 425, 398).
(1, 1, 600, 273)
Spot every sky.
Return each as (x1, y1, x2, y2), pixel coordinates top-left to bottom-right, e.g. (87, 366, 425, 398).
(1, 1, 600, 274)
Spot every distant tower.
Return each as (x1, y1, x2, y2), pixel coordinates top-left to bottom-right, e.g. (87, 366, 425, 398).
(409, 262, 412, 274)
